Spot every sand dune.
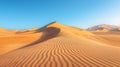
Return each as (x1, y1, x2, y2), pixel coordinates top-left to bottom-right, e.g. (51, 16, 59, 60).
(0, 33, 43, 55)
(87, 24, 120, 32)
(0, 22, 120, 67)
(92, 31, 120, 46)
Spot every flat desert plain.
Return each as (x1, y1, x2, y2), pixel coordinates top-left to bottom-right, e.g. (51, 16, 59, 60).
(0, 22, 120, 67)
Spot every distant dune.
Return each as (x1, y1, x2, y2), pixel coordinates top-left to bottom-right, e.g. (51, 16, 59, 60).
(0, 22, 120, 67)
(87, 24, 120, 32)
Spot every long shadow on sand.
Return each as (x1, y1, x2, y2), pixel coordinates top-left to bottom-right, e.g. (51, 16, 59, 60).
(20, 27, 60, 49)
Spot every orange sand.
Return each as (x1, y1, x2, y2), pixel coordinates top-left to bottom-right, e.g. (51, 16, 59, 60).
(92, 31, 120, 46)
(0, 22, 120, 67)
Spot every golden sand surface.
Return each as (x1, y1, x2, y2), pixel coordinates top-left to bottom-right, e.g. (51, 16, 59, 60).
(0, 22, 120, 67)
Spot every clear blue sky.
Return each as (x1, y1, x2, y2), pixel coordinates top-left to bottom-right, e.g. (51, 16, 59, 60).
(0, 0, 120, 30)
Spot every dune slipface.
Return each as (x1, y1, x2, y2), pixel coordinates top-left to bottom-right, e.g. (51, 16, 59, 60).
(0, 22, 120, 67)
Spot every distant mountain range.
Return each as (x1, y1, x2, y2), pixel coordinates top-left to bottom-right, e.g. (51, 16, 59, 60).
(0, 24, 120, 33)
(87, 24, 120, 32)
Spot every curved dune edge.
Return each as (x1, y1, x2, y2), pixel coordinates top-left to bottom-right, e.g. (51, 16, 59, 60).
(0, 22, 120, 67)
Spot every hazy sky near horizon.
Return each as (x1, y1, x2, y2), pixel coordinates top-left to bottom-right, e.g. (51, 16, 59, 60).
(0, 0, 120, 30)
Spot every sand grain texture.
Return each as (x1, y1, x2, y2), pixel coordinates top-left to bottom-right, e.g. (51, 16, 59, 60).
(0, 22, 120, 67)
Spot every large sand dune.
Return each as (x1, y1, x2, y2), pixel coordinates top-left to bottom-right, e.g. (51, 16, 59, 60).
(0, 22, 120, 67)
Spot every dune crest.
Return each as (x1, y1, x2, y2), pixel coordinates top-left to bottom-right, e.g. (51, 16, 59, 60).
(0, 22, 120, 67)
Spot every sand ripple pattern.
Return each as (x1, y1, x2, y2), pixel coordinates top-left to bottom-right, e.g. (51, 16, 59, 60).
(0, 36, 120, 67)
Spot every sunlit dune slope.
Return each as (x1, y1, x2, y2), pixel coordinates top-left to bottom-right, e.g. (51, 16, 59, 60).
(0, 27, 43, 55)
(0, 32, 43, 55)
(92, 31, 120, 46)
(0, 22, 120, 67)
(0, 28, 15, 36)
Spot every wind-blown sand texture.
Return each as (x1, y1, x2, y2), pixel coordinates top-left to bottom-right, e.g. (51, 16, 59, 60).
(92, 32, 120, 46)
(0, 22, 120, 67)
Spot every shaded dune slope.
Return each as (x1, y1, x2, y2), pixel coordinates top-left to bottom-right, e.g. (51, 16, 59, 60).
(22, 27, 60, 48)
(1, 22, 120, 67)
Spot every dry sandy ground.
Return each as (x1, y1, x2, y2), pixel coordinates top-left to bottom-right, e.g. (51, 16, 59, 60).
(92, 32, 120, 46)
(0, 33, 42, 55)
(0, 22, 120, 67)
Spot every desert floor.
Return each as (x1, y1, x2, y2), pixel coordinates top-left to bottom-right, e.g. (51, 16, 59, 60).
(0, 22, 120, 67)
